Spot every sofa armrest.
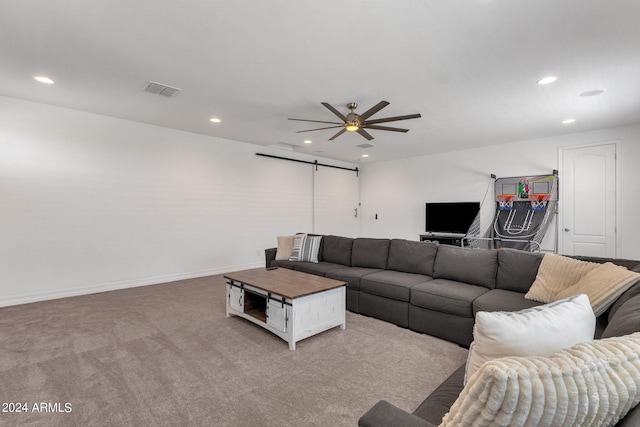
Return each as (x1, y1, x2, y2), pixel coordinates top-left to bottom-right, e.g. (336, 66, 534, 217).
(358, 400, 435, 427)
(265, 247, 277, 267)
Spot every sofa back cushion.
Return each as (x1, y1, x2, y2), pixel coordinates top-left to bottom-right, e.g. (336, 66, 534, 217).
(433, 245, 497, 289)
(387, 239, 437, 276)
(572, 255, 640, 271)
(496, 248, 543, 293)
(609, 282, 640, 323)
(352, 238, 390, 269)
(602, 293, 640, 339)
(321, 235, 353, 266)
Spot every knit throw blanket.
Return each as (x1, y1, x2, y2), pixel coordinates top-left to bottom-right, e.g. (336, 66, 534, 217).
(440, 332, 640, 427)
(525, 253, 640, 315)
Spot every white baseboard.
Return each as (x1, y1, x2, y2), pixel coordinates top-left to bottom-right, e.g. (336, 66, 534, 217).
(0, 262, 264, 308)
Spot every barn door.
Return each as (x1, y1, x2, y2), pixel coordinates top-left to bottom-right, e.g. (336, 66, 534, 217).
(313, 167, 359, 237)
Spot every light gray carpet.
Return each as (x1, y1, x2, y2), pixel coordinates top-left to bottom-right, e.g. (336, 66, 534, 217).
(0, 274, 468, 426)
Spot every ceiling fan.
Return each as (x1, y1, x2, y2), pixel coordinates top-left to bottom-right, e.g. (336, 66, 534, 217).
(288, 101, 421, 141)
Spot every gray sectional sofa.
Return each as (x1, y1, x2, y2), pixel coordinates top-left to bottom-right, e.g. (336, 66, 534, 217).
(264, 235, 640, 427)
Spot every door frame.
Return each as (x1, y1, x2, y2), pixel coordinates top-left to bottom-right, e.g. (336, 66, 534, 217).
(557, 140, 621, 256)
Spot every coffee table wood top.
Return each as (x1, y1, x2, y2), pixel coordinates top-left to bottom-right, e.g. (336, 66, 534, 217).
(224, 267, 346, 300)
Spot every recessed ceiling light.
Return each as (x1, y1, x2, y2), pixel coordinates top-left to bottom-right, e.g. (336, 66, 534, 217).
(209, 117, 221, 123)
(580, 89, 605, 97)
(303, 140, 312, 144)
(537, 75, 558, 85)
(562, 118, 576, 124)
(34, 76, 54, 84)
(362, 154, 369, 158)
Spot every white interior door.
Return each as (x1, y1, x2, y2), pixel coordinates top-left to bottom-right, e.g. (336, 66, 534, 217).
(313, 167, 359, 237)
(559, 143, 617, 257)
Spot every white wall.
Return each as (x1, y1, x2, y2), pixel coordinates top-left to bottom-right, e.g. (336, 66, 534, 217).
(359, 124, 640, 260)
(3, 94, 638, 307)
(0, 96, 357, 306)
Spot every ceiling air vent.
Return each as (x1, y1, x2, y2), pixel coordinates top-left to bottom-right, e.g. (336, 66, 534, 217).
(357, 143, 375, 149)
(143, 81, 182, 97)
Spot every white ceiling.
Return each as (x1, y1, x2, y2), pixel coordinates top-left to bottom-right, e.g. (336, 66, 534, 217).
(2, 0, 640, 164)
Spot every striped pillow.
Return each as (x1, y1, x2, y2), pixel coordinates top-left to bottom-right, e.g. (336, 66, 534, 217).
(289, 235, 322, 263)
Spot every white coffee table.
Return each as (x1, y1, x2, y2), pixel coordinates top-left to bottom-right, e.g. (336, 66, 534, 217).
(224, 267, 347, 350)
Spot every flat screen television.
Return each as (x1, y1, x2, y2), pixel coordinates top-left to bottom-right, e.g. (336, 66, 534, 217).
(425, 202, 480, 234)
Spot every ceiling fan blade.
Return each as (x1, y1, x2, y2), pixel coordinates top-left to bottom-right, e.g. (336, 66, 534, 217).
(296, 125, 344, 133)
(365, 113, 422, 125)
(357, 128, 374, 140)
(288, 118, 343, 125)
(321, 102, 348, 122)
(358, 101, 390, 121)
(328, 128, 347, 140)
(364, 124, 410, 133)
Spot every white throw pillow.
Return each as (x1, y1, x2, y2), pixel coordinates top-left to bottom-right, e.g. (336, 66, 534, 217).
(465, 293, 595, 384)
(442, 332, 640, 427)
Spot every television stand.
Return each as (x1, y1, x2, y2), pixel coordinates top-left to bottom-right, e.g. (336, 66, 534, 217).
(419, 232, 466, 246)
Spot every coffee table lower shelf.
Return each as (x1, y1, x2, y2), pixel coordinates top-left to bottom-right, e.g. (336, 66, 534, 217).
(225, 278, 346, 351)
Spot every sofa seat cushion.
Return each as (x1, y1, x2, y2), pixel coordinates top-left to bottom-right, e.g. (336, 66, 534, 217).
(360, 271, 432, 302)
(326, 267, 383, 291)
(433, 245, 498, 289)
(412, 364, 465, 426)
(292, 261, 343, 276)
(359, 400, 433, 427)
(411, 279, 490, 318)
(387, 239, 438, 276)
(270, 259, 296, 269)
(473, 289, 542, 316)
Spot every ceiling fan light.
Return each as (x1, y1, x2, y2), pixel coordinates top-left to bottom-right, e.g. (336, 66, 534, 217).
(34, 76, 54, 84)
(346, 124, 359, 131)
(537, 75, 558, 85)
